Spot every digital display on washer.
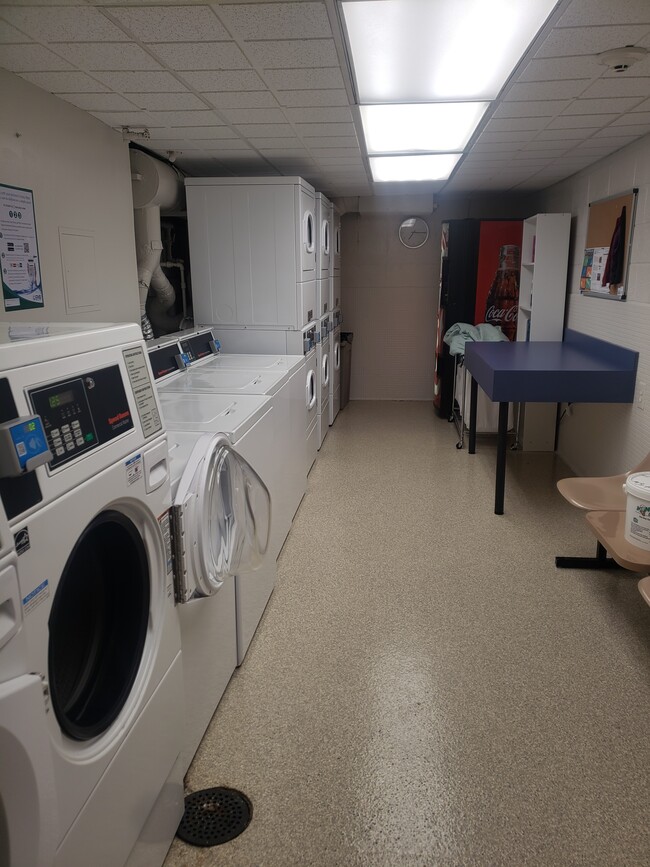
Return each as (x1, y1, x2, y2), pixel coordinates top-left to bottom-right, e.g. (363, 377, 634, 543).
(29, 364, 134, 470)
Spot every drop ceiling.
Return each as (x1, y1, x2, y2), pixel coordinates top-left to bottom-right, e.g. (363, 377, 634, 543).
(1, 0, 650, 199)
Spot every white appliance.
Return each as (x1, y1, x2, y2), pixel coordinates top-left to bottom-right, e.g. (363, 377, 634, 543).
(315, 192, 332, 318)
(317, 313, 331, 449)
(332, 204, 342, 277)
(166, 429, 270, 772)
(156, 360, 304, 562)
(157, 390, 276, 667)
(329, 312, 342, 426)
(186, 176, 317, 330)
(0, 322, 183, 867)
(203, 323, 319, 477)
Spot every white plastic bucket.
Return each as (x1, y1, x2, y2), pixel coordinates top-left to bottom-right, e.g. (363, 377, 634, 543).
(624, 472, 650, 550)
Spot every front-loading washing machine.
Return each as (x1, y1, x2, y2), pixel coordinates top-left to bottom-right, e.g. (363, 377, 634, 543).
(329, 310, 342, 425)
(0, 322, 183, 867)
(157, 390, 276, 667)
(317, 313, 331, 449)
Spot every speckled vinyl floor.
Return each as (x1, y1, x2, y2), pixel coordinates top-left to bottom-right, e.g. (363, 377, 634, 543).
(163, 401, 650, 867)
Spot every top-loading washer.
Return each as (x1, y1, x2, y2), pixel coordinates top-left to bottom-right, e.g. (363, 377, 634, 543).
(150, 330, 306, 559)
(156, 389, 276, 667)
(0, 322, 183, 867)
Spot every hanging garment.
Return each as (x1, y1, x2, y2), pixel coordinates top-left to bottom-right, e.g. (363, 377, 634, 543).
(603, 205, 626, 287)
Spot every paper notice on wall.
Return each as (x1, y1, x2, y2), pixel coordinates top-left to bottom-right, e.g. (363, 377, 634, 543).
(0, 184, 44, 311)
(581, 246, 610, 295)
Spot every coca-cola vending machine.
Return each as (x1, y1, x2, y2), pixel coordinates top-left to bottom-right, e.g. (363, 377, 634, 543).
(433, 219, 522, 419)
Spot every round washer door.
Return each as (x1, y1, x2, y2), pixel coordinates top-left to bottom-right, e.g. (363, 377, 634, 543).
(48, 510, 150, 741)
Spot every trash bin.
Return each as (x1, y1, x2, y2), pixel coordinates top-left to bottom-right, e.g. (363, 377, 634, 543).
(340, 331, 353, 409)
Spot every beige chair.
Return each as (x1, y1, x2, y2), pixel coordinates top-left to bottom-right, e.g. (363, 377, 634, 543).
(555, 451, 650, 569)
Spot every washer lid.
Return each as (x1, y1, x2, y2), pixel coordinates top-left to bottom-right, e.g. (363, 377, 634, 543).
(159, 392, 271, 438)
(202, 353, 304, 371)
(159, 367, 288, 396)
(173, 433, 270, 600)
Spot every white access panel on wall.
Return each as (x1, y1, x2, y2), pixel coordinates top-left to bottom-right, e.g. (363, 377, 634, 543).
(186, 176, 316, 331)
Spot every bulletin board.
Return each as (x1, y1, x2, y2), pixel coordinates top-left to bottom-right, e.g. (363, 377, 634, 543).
(580, 188, 638, 301)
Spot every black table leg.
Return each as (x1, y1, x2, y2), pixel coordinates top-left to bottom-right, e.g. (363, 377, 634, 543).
(495, 401, 509, 515)
(468, 377, 478, 455)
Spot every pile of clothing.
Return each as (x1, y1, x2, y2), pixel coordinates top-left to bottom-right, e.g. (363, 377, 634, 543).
(443, 322, 509, 356)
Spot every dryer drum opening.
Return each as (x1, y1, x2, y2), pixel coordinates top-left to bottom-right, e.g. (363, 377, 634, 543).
(48, 510, 150, 741)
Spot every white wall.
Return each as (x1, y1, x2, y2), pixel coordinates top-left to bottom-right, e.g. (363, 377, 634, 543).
(539, 134, 650, 476)
(341, 194, 535, 401)
(0, 70, 139, 325)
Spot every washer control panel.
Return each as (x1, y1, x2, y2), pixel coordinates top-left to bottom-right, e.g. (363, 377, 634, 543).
(28, 364, 134, 470)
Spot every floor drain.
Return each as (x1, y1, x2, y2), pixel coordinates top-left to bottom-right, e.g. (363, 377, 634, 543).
(176, 787, 253, 847)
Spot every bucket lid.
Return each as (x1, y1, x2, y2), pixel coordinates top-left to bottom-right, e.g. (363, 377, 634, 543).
(625, 471, 650, 498)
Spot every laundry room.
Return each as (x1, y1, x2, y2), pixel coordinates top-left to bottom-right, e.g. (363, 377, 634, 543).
(1, 1, 649, 866)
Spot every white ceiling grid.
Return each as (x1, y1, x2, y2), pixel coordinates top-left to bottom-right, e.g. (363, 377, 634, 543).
(0, 0, 648, 197)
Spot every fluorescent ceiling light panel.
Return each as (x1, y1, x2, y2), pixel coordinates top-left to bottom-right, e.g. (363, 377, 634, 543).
(360, 102, 489, 153)
(369, 153, 461, 182)
(342, 0, 558, 102)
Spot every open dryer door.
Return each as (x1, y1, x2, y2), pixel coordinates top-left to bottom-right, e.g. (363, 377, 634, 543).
(0, 674, 58, 867)
(172, 434, 271, 603)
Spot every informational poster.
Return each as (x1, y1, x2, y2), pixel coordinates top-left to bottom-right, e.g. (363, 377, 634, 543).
(581, 189, 637, 301)
(580, 246, 610, 295)
(0, 183, 44, 311)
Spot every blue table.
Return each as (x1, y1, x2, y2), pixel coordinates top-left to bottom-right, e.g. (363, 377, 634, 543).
(463, 329, 638, 515)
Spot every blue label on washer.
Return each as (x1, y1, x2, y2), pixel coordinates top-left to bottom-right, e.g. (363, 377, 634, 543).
(22, 578, 49, 615)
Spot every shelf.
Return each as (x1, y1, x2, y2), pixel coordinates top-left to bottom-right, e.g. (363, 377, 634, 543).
(521, 261, 534, 269)
(519, 304, 531, 314)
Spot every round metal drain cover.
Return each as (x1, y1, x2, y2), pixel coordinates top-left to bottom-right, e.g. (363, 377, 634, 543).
(177, 787, 253, 847)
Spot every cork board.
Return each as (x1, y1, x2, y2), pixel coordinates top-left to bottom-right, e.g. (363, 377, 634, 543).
(580, 188, 638, 301)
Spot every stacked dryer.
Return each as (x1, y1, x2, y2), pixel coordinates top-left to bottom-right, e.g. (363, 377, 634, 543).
(315, 193, 332, 448)
(0, 323, 183, 867)
(330, 205, 342, 424)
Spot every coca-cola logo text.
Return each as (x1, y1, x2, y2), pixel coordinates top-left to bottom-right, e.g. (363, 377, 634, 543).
(486, 305, 518, 322)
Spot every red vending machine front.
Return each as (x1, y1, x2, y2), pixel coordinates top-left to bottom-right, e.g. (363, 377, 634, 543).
(473, 221, 523, 339)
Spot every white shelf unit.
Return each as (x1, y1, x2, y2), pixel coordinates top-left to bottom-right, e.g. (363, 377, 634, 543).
(516, 212, 571, 451)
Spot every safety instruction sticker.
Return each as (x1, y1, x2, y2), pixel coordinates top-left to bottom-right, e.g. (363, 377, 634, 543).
(1, 184, 44, 311)
(22, 579, 49, 616)
(123, 346, 163, 438)
(125, 452, 143, 486)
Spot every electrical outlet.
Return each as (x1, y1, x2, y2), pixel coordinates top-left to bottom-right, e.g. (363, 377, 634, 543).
(637, 380, 646, 411)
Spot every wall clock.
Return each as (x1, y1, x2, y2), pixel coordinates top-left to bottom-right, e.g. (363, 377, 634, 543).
(399, 216, 429, 249)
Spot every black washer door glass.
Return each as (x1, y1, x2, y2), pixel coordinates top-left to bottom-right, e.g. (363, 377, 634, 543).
(48, 510, 150, 741)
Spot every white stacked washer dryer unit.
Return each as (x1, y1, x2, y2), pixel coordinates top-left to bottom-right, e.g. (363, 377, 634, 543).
(317, 313, 331, 449)
(150, 329, 306, 561)
(0, 323, 183, 867)
(329, 205, 343, 423)
(315, 192, 332, 319)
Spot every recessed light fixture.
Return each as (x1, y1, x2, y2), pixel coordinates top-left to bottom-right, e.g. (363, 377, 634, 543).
(360, 102, 489, 154)
(369, 153, 462, 182)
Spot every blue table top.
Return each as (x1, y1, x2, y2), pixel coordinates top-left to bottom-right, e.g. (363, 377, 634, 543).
(464, 330, 638, 403)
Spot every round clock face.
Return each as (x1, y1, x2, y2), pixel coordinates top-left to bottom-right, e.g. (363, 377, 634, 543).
(399, 216, 429, 248)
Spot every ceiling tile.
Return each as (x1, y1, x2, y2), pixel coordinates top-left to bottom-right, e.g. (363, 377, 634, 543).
(181, 126, 238, 138)
(477, 130, 538, 144)
(220, 107, 287, 124)
(128, 92, 207, 110)
(201, 143, 257, 153)
(315, 157, 366, 166)
(548, 113, 619, 129)
(91, 109, 154, 125)
(284, 108, 352, 125)
(93, 70, 188, 92)
(149, 42, 249, 70)
(203, 91, 278, 109)
(109, 5, 229, 41)
(59, 92, 138, 111)
(295, 122, 356, 137)
(631, 99, 650, 112)
(179, 70, 264, 90)
(470, 142, 520, 154)
(0, 7, 125, 42)
(245, 39, 338, 69)
(580, 78, 650, 99)
(492, 100, 570, 119)
(147, 110, 221, 125)
(505, 80, 590, 101)
(51, 42, 161, 70)
(148, 138, 195, 149)
(530, 133, 588, 146)
(1, 43, 73, 72)
(518, 55, 602, 82)
(0, 20, 33, 43)
(234, 122, 294, 136)
(567, 97, 644, 114)
(535, 25, 645, 58)
(264, 68, 345, 89)
(557, 0, 650, 27)
(303, 135, 358, 148)
(486, 116, 549, 132)
(220, 2, 332, 40)
(309, 147, 362, 158)
(244, 136, 303, 148)
(277, 89, 349, 107)
(19, 70, 110, 92)
(612, 112, 650, 125)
